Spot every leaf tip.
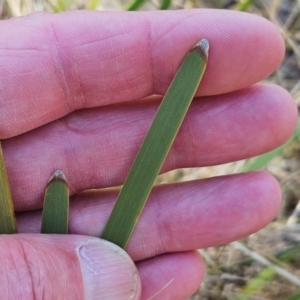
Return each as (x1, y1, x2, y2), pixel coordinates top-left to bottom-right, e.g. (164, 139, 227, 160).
(194, 39, 209, 59)
(48, 170, 67, 184)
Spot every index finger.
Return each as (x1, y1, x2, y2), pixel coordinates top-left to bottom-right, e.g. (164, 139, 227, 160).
(0, 9, 284, 138)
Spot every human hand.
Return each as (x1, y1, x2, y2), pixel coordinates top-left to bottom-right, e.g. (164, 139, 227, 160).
(0, 9, 297, 299)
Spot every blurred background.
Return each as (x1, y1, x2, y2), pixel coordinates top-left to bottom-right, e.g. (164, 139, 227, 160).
(1, 0, 300, 299)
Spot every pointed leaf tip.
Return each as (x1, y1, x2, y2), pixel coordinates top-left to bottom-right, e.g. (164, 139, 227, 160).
(41, 170, 69, 234)
(48, 170, 67, 184)
(101, 40, 209, 248)
(194, 39, 209, 58)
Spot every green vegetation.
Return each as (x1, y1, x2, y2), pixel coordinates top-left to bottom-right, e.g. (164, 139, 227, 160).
(101, 40, 209, 248)
(41, 171, 69, 234)
(0, 142, 17, 234)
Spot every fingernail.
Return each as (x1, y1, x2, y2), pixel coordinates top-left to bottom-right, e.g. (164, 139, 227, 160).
(77, 238, 140, 300)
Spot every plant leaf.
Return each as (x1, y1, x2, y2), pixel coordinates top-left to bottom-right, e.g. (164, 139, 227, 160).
(241, 119, 300, 172)
(160, 0, 171, 10)
(52, 0, 75, 12)
(126, 0, 147, 11)
(101, 39, 209, 248)
(41, 170, 69, 234)
(236, 0, 255, 11)
(87, 0, 100, 10)
(0, 142, 18, 234)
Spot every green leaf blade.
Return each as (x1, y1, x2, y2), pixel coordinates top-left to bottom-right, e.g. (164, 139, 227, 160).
(87, 0, 100, 10)
(236, 0, 255, 11)
(160, 0, 171, 10)
(241, 119, 300, 172)
(41, 170, 69, 234)
(101, 39, 209, 248)
(0, 142, 17, 234)
(126, 0, 147, 11)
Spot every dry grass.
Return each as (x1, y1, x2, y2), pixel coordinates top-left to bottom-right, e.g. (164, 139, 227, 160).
(1, 0, 300, 299)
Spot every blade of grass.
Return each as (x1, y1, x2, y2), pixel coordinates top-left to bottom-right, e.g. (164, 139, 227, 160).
(101, 39, 209, 248)
(41, 170, 69, 234)
(126, 0, 147, 11)
(240, 267, 276, 297)
(0, 142, 18, 234)
(232, 241, 300, 287)
(52, 0, 75, 12)
(87, 0, 100, 10)
(241, 146, 283, 172)
(231, 243, 300, 299)
(236, 0, 255, 11)
(287, 292, 300, 300)
(160, 0, 171, 10)
(241, 119, 300, 172)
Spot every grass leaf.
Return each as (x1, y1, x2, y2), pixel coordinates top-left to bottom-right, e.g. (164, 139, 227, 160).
(52, 0, 75, 12)
(126, 0, 147, 11)
(236, 0, 255, 11)
(41, 170, 69, 234)
(160, 0, 171, 10)
(87, 0, 100, 10)
(287, 292, 300, 300)
(101, 39, 209, 248)
(242, 119, 300, 172)
(0, 142, 18, 234)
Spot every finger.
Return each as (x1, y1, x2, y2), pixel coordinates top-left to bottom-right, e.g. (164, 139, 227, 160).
(17, 171, 281, 261)
(4, 84, 296, 210)
(0, 10, 284, 138)
(137, 251, 204, 300)
(0, 235, 140, 300)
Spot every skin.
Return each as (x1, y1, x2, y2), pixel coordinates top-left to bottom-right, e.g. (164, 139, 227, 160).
(0, 8, 297, 300)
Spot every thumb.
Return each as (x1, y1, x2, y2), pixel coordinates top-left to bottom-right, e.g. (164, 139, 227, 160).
(0, 234, 141, 300)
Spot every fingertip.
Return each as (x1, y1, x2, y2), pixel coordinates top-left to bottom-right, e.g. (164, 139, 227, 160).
(242, 170, 282, 225)
(177, 250, 206, 296)
(195, 10, 286, 95)
(77, 238, 141, 300)
(251, 84, 298, 148)
(249, 169, 282, 203)
(247, 12, 285, 70)
(266, 84, 298, 140)
(189, 250, 206, 288)
(137, 251, 205, 300)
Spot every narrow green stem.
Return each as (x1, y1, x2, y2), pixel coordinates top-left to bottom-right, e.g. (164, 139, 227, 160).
(0, 142, 17, 234)
(126, 0, 147, 11)
(101, 39, 209, 248)
(160, 0, 171, 10)
(41, 170, 69, 234)
(236, 0, 255, 11)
